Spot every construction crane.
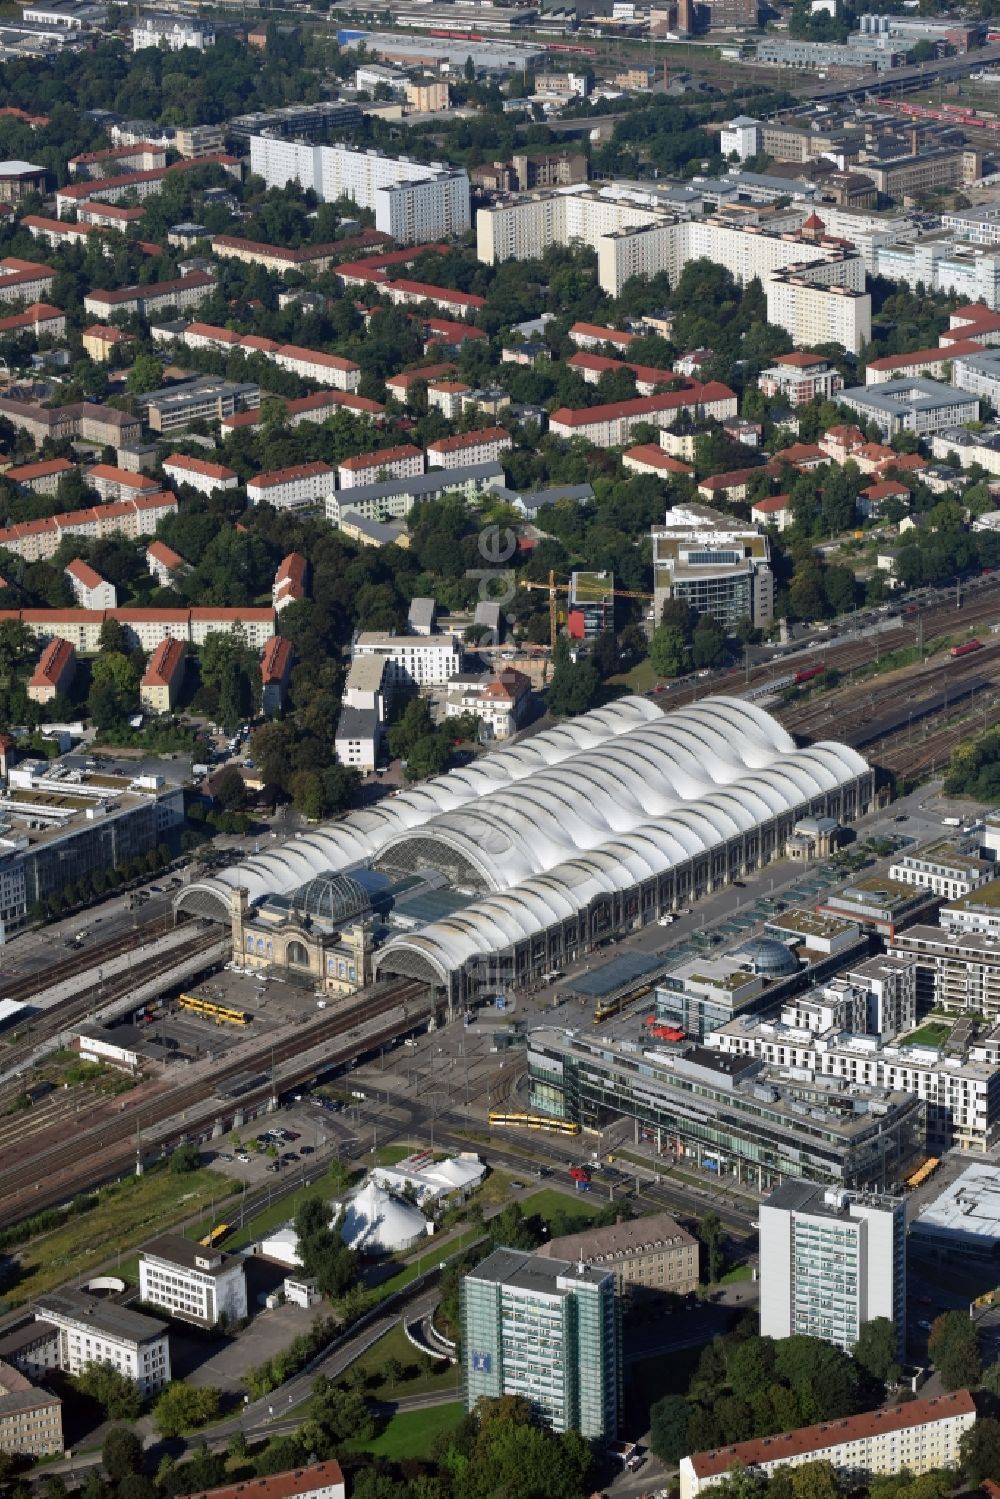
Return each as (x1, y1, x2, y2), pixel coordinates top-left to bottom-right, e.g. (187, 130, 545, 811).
(519, 569, 653, 650)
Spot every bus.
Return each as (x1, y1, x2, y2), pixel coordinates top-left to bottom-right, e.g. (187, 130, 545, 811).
(905, 1157, 940, 1191)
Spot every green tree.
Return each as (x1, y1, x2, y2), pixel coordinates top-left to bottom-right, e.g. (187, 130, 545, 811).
(649, 1392, 691, 1464)
(127, 354, 166, 395)
(214, 766, 246, 812)
(692, 614, 726, 669)
(852, 1318, 899, 1383)
(650, 623, 690, 678)
(168, 1141, 200, 1174)
(698, 1211, 724, 1283)
(102, 1427, 143, 1482)
(961, 1415, 1000, 1483)
(929, 1310, 981, 1390)
(547, 637, 600, 717)
(153, 1383, 220, 1438)
(71, 1362, 142, 1420)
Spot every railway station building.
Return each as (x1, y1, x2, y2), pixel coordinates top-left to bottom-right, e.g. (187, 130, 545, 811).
(176, 696, 874, 1011)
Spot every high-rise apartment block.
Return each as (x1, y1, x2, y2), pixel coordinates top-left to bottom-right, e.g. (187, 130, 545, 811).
(460, 1247, 620, 1439)
(249, 139, 470, 243)
(759, 1181, 905, 1356)
(477, 187, 871, 351)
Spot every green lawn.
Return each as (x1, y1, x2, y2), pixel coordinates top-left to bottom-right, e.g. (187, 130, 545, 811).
(521, 1187, 604, 1223)
(1, 1166, 237, 1305)
(902, 1022, 951, 1049)
(718, 1263, 753, 1285)
(350, 1319, 460, 1400)
(608, 659, 659, 694)
(350, 1402, 465, 1460)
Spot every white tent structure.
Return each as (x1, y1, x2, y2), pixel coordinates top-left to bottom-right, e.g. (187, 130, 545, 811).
(340, 1180, 431, 1255)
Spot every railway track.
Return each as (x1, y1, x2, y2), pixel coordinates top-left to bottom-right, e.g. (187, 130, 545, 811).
(0, 927, 223, 1077)
(0, 978, 432, 1224)
(779, 644, 1000, 745)
(0, 914, 172, 1006)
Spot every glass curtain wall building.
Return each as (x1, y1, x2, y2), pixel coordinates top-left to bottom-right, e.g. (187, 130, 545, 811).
(460, 1247, 620, 1439)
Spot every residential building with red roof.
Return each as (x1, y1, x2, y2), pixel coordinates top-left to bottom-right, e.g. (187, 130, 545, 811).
(622, 444, 694, 479)
(88, 465, 164, 504)
(65, 559, 116, 611)
(4, 458, 75, 495)
(285, 390, 384, 425)
(750, 494, 793, 532)
(140, 637, 186, 713)
(427, 426, 512, 470)
(942, 303, 1000, 348)
(866, 344, 978, 385)
(146, 540, 186, 588)
(0, 494, 177, 564)
(247, 462, 335, 512)
(68, 142, 166, 177)
(859, 479, 909, 519)
(383, 279, 485, 316)
(27, 638, 75, 704)
(272, 343, 360, 392)
(772, 442, 829, 471)
(0, 258, 54, 306)
(273, 554, 308, 613)
(174, 1460, 344, 1499)
(76, 201, 146, 229)
(162, 454, 238, 498)
(83, 273, 215, 320)
(260, 635, 294, 716)
(0, 302, 65, 339)
(698, 467, 766, 504)
(568, 322, 635, 352)
(679, 1391, 975, 1499)
(819, 425, 866, 464)
(384, 364, 457, 401)
(82, 324, 134, 362)
(54, 154, 241, 217)
(567, 350, 685, 397)
(339, 444, 424, 490)
(759, 351, 844, 406)
(549, 384, 737, 447)
(422, 317, 487, 352)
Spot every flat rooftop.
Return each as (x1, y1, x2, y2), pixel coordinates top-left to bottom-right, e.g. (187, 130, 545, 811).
(466, 1245, 610, 1293)
(768, 909, 857, 940)
(912, 1163, 1000, 1244)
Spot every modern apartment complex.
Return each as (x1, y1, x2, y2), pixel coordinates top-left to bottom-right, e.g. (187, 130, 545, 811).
(353, 631, 463, 693)
(758, 1180, 906, 1355)
(680, 1391, 976, 1499)
(139, 1235, 248, 1328)
(888, 845, 996, 901)
(249, 138, 470, 243)
(461, 1247, 620, 1438)
(892, 925, 1000, 1022)
(650, 504, 774, 632)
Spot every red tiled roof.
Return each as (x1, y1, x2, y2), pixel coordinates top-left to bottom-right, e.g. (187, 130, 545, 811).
(78, 202, 146, 222)
(70, 142, 163, 166)
(57, 154, 238, 201)
(386, 363, 457, 390)
(623, 444, 693, 474)
(190, 607, 276, 622)
(775, 442, 827, 464)
(277, 343, 359, 373)
(775, 350, 829, 368)
(422, 317, 487, 342)
(260, 635, 293, 685)
(569, 321, 635, 346)
(339, 444, 421, 472)
(82, 323, 130, 343)
(163, 453, 237, 482)
(287, 391, 384, 418)
(65, 558, 106, 590)
(0, 302, 63, 334)
(89, 465, 161, 490)
(388, 278, 486, 310)
(275, 553, 307, 585)
(863, 480, 909, 499)
(30, 637, 75, 687)
(752, 494, 791, 513)
(87, 272, 214, 307)
(567, 351, 683, 388)
(248, 462, 334, 491)
(147, 540, 185, 570)
(688, 1391, 975, 1481)
(551, 382, 735, 427)
(427, 426, 509, 454)
(5, 458, 74, 483)
(868, 344, 975, 371)
(142, 637, 186, 687)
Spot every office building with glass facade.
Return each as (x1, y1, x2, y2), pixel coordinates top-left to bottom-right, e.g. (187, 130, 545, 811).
(460, 1247, 620, 1439)
(759, 1180, 906, 1355)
